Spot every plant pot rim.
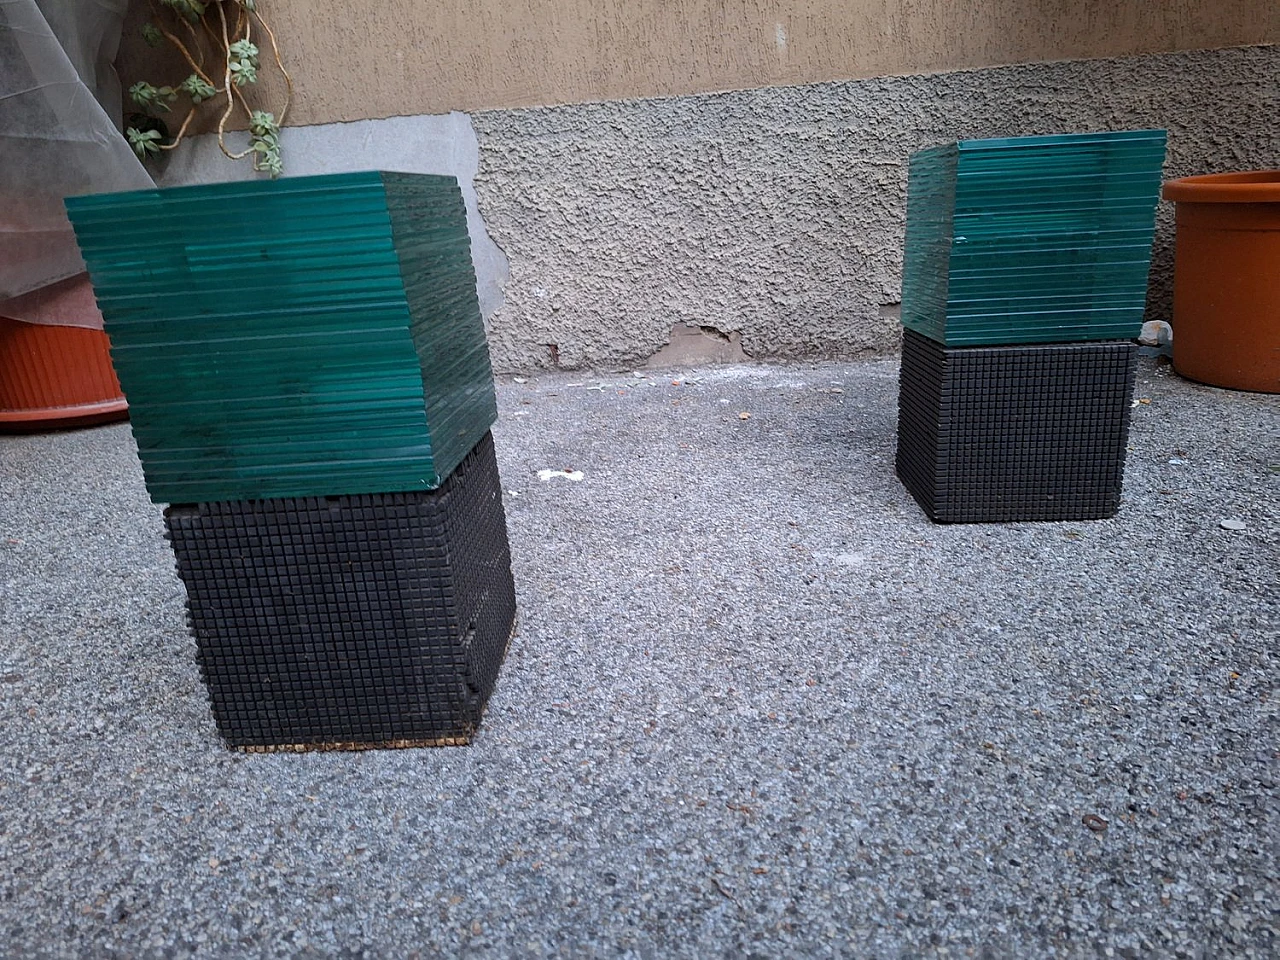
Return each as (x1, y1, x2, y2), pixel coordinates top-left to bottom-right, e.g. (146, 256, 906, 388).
(1163, 170, 1280, 204)
(0, 397, 128, 432)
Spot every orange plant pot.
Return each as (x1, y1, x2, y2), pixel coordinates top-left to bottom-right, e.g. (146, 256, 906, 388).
(0, 317, 129, 431)
(1161, 171, 1280, 394)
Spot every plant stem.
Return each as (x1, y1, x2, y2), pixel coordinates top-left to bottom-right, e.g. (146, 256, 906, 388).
(158, 107, 199, 150)
(252, 9, 293, 125)
(151, 15, 216, 87)
(215, 0, 253, 160)
(178, 5, 205, 68)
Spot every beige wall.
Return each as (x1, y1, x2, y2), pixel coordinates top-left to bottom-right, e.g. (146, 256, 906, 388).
(118, 1, 1279, 125)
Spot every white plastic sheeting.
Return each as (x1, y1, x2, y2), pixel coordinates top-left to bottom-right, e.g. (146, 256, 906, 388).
(0, 0, 152, 322)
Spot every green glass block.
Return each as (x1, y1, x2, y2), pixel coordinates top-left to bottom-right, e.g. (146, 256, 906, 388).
(901, 130, 1167, 346)
(66, 172, 497, 503)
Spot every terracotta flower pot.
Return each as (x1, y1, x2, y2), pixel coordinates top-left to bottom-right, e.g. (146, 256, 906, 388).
(0, 317, 128, 431)
(1161, 171, 1280, 394)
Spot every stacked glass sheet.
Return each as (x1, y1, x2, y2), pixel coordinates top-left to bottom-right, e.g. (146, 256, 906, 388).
(66, 172, 496, 503)
(901, 130, 1167, 345)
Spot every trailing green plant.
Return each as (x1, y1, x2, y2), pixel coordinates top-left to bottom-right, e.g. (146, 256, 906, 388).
(125, 0, 292, 176)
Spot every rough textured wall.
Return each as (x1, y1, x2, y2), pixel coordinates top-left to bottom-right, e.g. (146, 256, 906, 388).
(115, 1, 1279, 123)
(472, 45, 1279, 372)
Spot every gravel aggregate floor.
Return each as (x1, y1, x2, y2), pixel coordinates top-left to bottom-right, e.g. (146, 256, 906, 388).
(1, 356, 1276, 959)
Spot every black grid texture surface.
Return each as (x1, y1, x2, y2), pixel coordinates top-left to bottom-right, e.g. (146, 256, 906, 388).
(896, 330, 1139, 523)
(164, 433, 515, 751)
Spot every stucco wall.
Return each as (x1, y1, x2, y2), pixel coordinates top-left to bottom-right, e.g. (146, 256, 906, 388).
(471, 45, 1279, 372)
(116, 1, 1279, 123)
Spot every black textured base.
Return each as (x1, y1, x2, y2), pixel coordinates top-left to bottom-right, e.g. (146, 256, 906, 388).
(896, 330, 1139, 523)
(164, 433, 516, 750)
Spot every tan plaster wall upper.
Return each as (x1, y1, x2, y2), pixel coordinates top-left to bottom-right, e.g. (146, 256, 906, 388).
(118, 1, 1280, 125)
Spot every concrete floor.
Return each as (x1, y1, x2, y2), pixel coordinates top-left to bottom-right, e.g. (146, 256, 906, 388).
(1, 356, 1276, 958)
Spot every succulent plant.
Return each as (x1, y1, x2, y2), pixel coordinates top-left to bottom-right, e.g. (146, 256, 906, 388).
(124, 0, 292, 176)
